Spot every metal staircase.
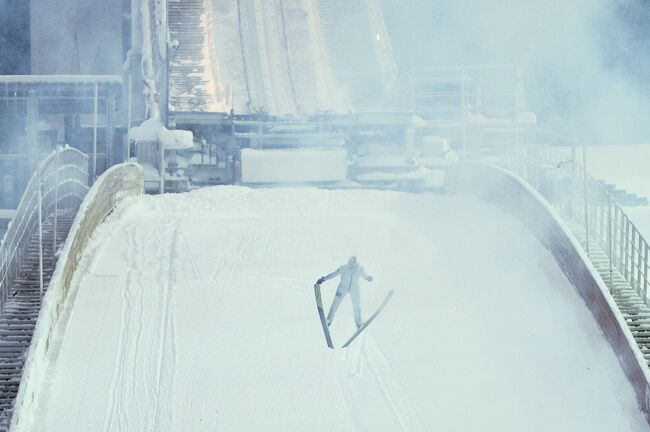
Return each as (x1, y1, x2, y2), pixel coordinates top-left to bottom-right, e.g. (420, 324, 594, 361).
(0, 210, 75, 430)
(0, 147, 88, 430)
(168, 0, 222, 112)
(575, 229, 650, 366)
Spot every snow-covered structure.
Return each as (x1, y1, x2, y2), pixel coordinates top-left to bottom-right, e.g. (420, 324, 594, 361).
(166, 0, 397, 117)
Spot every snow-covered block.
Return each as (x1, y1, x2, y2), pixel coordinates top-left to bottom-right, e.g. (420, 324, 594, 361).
(159, 127, 193, 150)
(130, 118, 194, 150)
(241, 148, 347, 183)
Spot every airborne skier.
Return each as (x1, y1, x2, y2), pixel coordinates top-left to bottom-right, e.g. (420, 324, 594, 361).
(317, 256, 373, 329)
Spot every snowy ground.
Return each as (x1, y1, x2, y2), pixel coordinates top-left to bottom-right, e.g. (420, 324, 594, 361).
(21, 187, 649, 431)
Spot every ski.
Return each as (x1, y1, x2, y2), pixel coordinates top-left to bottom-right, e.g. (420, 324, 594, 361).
(314, 284, 334, 349)
(342, 290, 395, 348)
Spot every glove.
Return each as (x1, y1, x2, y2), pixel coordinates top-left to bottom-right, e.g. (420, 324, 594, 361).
(317, 277, 325, 285)
(367, 276, 374, 282)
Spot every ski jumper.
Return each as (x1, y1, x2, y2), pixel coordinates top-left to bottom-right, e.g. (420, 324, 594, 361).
(321, 261, 372, 327)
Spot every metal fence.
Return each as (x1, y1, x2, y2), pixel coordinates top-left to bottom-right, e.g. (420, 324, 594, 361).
(503, 144, 650, 305)
(0, 146, 89, 312)
(11, 162, 144, 432)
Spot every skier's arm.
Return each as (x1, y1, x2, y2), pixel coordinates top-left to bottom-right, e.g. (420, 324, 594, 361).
(317, 267, 341, 285)
(360, 266, 373, 282)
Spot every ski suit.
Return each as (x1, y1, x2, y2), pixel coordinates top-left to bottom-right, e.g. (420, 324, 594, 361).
(320, 261, 372, 327)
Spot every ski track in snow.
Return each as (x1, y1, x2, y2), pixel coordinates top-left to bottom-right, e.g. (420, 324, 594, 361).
(362, 336, 425, 432)
(22, 187, 650, 432)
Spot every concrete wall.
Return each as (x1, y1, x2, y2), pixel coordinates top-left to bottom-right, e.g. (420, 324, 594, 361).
(445, 162, 650, 422)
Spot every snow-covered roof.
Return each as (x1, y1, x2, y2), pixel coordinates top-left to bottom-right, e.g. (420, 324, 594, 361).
(130, 118, 194, 150)
(0, 75, 121, 84)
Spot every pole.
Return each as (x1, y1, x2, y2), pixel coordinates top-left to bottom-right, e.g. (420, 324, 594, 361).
(608, 194, 613, 290)
(127, 73, 133, 161)
(53, 148, 59, 252)
(93, 82, 98, 182)
(583, 142, 589, 255)
(37, 163, 44, 297)
(1, 243, 6, 308)
(159, 140, 165, 194)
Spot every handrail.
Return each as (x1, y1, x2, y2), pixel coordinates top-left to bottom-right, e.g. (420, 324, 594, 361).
(0, 146, 89, 312)
(504, 143, 650, 310)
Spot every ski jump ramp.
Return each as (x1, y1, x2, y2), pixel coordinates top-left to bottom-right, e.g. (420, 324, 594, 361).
(12, 187, 649, 431)
(168, 0, 397, 116)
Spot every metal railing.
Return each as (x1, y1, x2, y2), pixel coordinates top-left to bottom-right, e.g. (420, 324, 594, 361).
(503, 144, 650, 305)
(0, 146, 89, 312)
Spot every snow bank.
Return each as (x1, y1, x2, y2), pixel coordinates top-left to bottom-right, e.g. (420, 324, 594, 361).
(357, 165, 445, 188)
(11, 163, 145, 432)
(130, 118, 194, 150)
(241, 148, 347, 183)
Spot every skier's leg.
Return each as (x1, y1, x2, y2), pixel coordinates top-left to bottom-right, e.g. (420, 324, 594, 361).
(350, 286, 362, 328)
(327, 291, 346, 324)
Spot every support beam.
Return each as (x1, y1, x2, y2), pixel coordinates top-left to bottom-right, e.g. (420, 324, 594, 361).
(105, 88, 116, 168)
(26, 90, 39, 174)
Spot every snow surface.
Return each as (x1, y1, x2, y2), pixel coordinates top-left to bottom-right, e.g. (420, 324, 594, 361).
(356, 166, 445, 188)
(207, 0, 351, 115)
(20, 187, 650, 431)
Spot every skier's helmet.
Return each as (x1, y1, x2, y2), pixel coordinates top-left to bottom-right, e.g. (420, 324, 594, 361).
(348, 256, 358, 265)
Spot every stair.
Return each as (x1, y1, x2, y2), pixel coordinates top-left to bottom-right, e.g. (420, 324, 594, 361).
(168, 0, 221, 112)
(0, 211, 75, 431)
(599, 180, 649, 207)
(573, 228, 650, 367)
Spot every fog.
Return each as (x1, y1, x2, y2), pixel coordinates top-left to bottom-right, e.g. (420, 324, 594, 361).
(381, 0, 650, 145)
(0, 0, 30, 74)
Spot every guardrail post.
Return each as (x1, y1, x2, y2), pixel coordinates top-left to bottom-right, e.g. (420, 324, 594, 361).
(623, 217, 630, 281)
(582, 143, 589, 255)
(53, 149, 59, 252)
(643, 243, 650, 302)
(159, 140, 165, 194)
(638, 234, 644, 296)
(27, 90, 39, 175)
(37, 163, 44, 297)
(1, 243, 6, 309)
(608, 195, 613, 290)
(106, 88, 115, 169)
(127, 74, 133, 162)
(93, 82, 99, 183)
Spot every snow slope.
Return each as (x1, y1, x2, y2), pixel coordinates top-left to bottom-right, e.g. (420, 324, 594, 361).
(20, 187, 649, 431)
(205, 0, 377, 115)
